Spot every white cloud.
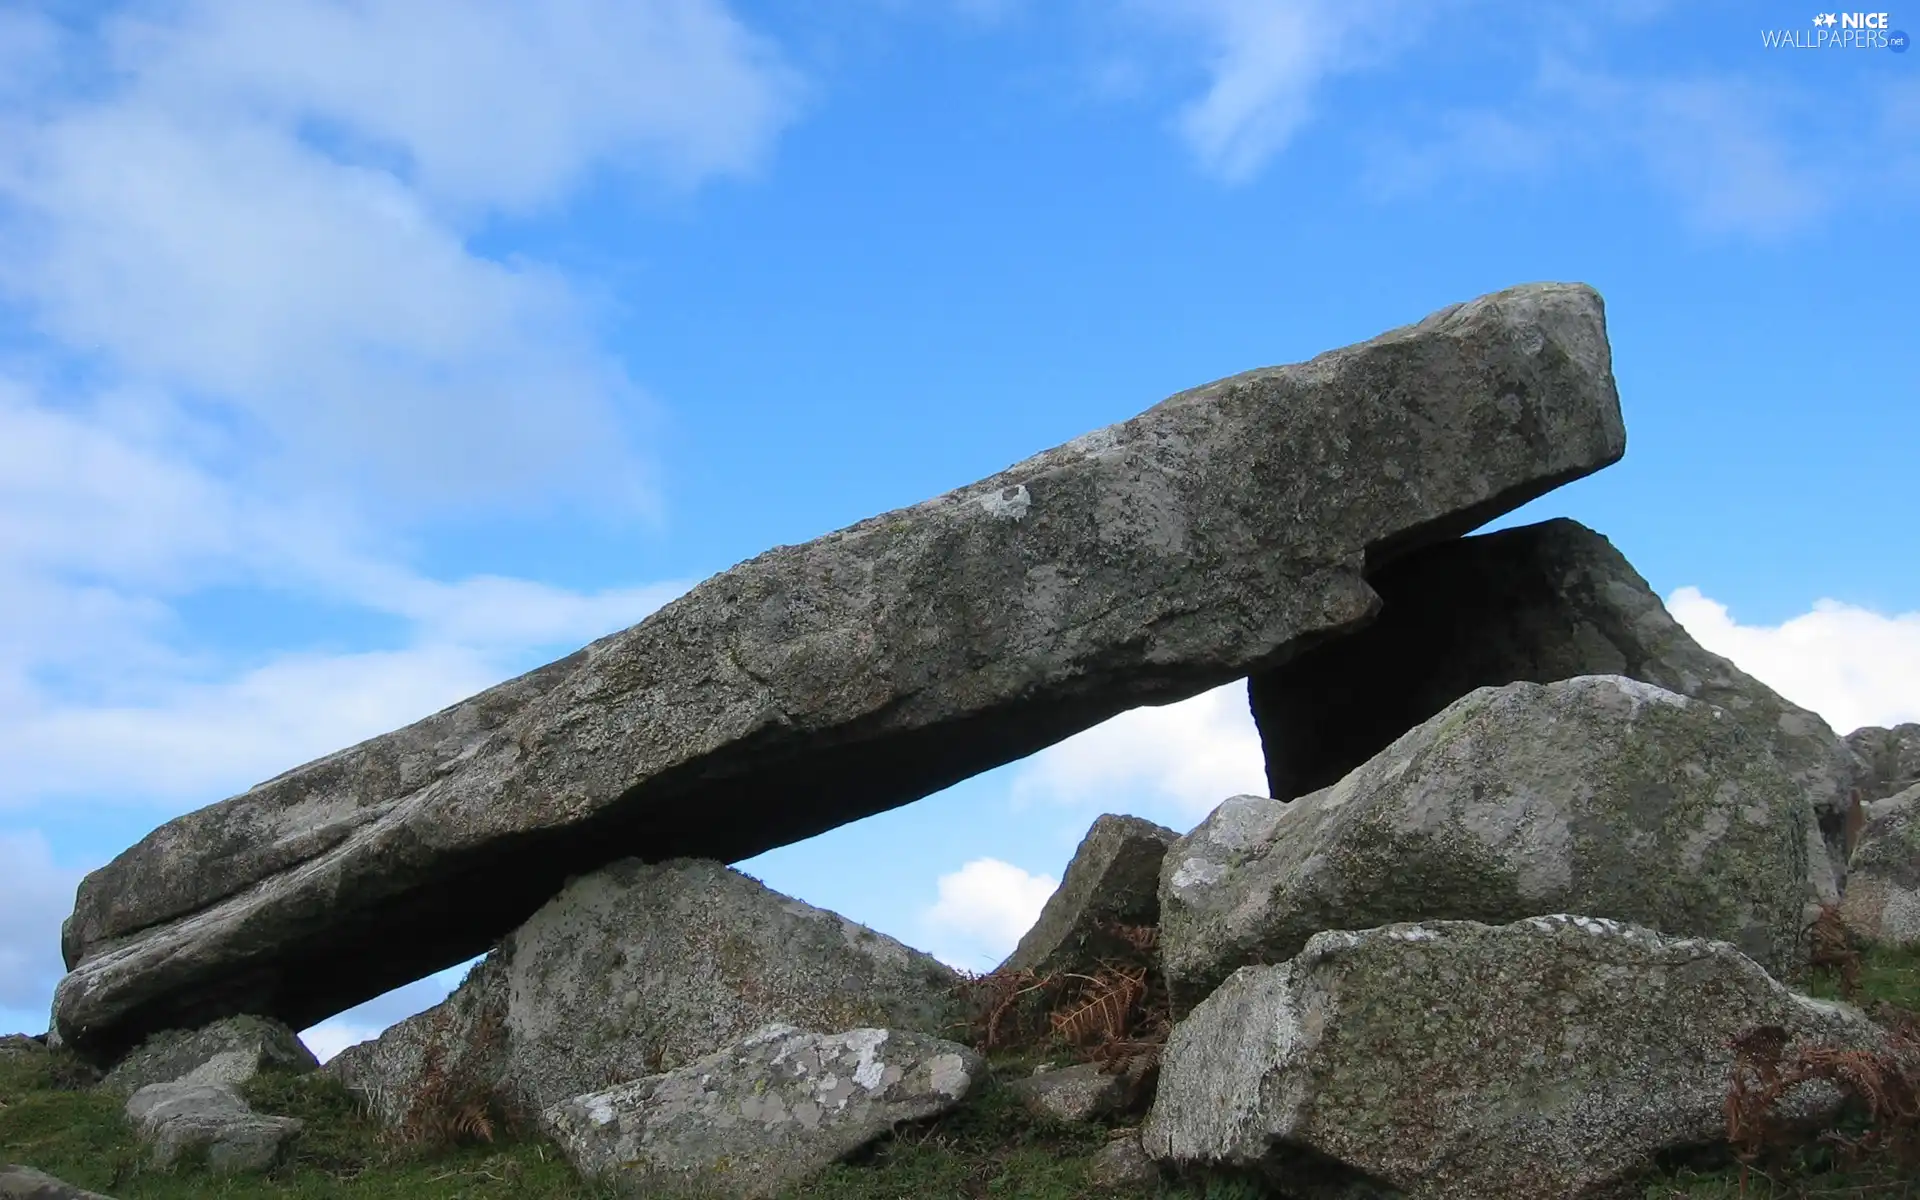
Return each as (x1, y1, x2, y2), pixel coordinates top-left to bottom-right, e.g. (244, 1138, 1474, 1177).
(1010, 682, 1268, 823)
(1668, 587, 1920, 736)
(1130, 0, 1441, 182)
(0, 372, 688, 807)
(0, 833, 87, 1012)
(0, 0, 769, 810)
(115, 0, 801, 211)
(922, 858, 1059, 971)
(0, 0, 801, 518)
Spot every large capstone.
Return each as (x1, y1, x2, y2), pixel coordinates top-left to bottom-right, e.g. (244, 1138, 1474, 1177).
(55, 282, 1626, 1058)
(1160, 676, 1830, 1013)
(1245, 518, 1860, 870)
(1141, 916, 1886, 1200)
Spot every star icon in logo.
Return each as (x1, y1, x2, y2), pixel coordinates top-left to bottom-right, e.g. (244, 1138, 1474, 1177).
(1815, 12, 1838, 25)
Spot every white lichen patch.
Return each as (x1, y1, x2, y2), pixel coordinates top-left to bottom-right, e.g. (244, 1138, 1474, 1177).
(978, 484, 1032, 521)
(926, 1053, 974, 1098)
(1168, 856, 1225, 894)
(846, 1029, 890, 1091)
(1598, 675, 1690, 711)
(1787, 992, 1854, 1020)
(1386, 925, 1441, 942)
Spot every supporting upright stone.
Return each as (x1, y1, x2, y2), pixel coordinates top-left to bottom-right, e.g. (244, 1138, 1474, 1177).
(1246, 518, 1860, 869)
(999, 814, 1178, 978)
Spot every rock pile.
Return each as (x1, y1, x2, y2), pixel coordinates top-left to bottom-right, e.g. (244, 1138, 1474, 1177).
(15, 281, 1915, 1198)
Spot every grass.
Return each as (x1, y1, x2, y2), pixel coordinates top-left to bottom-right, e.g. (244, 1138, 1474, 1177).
(0, 1039, 1255, 1199)
(4, 948, 1915, 1199)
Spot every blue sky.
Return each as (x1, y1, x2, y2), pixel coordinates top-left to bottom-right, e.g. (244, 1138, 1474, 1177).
(1, 0, 1915, 1058)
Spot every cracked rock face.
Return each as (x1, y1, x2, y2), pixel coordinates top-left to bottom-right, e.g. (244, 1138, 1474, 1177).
(1246, 518, 1861, 879)
(55, 281, 1626, 1059)
(541, 1024, 982, 1198)
(1142, 916, 1886, 1200)
(1161, 675, 1830, 1014)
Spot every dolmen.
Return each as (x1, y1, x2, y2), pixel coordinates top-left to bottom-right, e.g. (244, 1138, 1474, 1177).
(54, 280, 1627, 1060)
(32, 280, 1920, 1198)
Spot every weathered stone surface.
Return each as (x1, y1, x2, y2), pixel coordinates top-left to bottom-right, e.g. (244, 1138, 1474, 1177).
(56, 282, 1626, 1058)
(322, 954, 509, 1128)
(1161, 676, 1827, 1014)
(1000, 814, 1177, 977)
(1089, 1131, 1159, 1190)
(103, 1014, 315, 1097)
(1141, 916, 1885, 1200)
(0, 1166, 117, 1200)
(124, 1080, 302, 1174)
(1849, 724, 1920, 805)
(1007, 1062, 1133, 1124)
(542, 1023, 982, 1199)
(1246, 518, 1861, 865)
(1840, 783, 1920, 948)
(329, 858, 963, 1124)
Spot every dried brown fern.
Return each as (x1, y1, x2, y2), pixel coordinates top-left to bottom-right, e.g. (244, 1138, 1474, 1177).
(949, 920, 1173, 1075)
(388, 1002, 510, 1151)
(1725, 1013, 1920, 1174)
(1049, 966, 1148, 1046)
(1806, 902, 1863, 998)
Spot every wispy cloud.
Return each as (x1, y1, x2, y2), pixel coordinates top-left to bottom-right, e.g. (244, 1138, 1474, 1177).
(0, 0, 794, 814)
(0, 372, 688, 808)
(1360, 38, 1915, 239)
(1130, 0, 1437, 182)
(0, 1, 800, 519)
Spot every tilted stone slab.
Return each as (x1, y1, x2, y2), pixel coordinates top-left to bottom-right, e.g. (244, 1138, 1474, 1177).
(55, 282, 1626, 1058)
(1840, 783, 1920, 948)
(999, 813, 1177, 977)
(1160, 676, 1830, 1014)
(542, 1023, 982, 1199)
(1246, 518, 1861, 871)
(1141, 916, 1887, 1200)
(328, 857, 964, 1124)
